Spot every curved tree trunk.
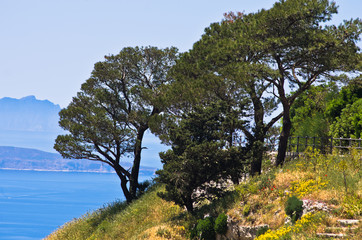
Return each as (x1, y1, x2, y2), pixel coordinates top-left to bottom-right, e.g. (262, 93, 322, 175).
(114, 165, 132, 203)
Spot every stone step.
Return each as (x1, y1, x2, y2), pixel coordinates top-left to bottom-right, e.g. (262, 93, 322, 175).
(325, 226, 358, 231)
(337, 219, 359, 226)
(316, 233, 347, 238)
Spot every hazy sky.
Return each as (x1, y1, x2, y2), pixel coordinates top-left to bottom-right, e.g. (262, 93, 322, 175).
(1, 0, 361, 108)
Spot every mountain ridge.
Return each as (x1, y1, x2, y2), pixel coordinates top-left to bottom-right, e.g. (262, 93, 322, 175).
(0, 95, 62, 132)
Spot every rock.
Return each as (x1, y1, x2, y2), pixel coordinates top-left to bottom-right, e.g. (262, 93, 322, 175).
(284, 216, 292, 225)
(224, 220, 269, 240)
(316, 233, 346, 238)
(302, 199, 329, 215)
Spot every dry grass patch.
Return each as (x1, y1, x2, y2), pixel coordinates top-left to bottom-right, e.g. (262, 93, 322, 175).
(137, 224, 186, 240)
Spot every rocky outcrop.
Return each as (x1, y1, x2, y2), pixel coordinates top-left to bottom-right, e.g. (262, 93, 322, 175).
(302, 199, 330, 215)
(217, 217, 268, 240)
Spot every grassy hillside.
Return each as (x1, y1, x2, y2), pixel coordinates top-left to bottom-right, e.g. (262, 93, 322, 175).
(46, 149, 361, 240)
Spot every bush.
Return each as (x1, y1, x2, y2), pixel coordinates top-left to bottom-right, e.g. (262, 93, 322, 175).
(256, 225, 269, 237)
(243, 204, 251, 216)
(196, 217, 215, 240)
(214, 213, 228, 235)
(285, 196, 303, 224)
(136, 180, 154, 197)
(342, 194, 362, 218)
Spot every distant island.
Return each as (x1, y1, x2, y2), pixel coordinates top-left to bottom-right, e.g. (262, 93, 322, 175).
(0, 146, 157, 174)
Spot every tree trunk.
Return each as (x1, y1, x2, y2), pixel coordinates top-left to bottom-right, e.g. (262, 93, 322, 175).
(250, 137, 265, 176)
(276, 107, 292, 167)
(114, 165, 132, 203)
(250, 87, 265, 176)
(185, 195, 194, 213)
(130, 124, 148, 199)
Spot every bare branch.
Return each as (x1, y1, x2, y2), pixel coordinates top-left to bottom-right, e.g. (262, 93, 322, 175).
(265, 111, 283, 133)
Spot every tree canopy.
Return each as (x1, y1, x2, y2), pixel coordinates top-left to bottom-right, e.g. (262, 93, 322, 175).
(55, 46, 178, 203)
(171, 0, 362, 167)
(290, 76, 362, 141)
(156, 102, 247, 212)
(290, 83, 338, 138)
(330, 98, 362, 139)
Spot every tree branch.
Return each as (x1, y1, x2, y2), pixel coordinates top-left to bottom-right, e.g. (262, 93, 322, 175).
(288, 73, 319, 104)
(120, 69, 132, 114)
(265, 111, 283, 133)
(239, 125, 254, 141)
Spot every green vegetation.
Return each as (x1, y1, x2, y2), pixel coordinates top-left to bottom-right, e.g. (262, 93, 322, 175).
(214, 213, 228, 235)
(290, 77, 362, 140)
(46, 150, 361, 240)
(285, 196, 303, 223)
(171, 0, 361, 169)
(156, 102, 246, 212)
(54, 0, 361, 203)
(46, 185, 185, 240)
(195, 217, 215, 240)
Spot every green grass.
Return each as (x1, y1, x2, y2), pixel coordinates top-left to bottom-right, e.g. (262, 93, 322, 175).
(46, 185, 184, 240)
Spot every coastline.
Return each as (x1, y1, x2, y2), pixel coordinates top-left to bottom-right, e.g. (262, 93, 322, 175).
(0, 167, 115, 173)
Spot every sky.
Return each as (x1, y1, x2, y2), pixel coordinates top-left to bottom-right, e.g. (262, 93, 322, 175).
(1, 0, 361, 108)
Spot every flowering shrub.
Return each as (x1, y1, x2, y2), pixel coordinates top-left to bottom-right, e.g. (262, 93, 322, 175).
(257, 175, 278, 196)
(255, 212, 319, 240)
(342, 194, 362, 218)
(289, 177, 328, 198)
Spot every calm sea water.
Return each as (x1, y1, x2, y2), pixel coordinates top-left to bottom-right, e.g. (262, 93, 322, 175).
(0, 169, 154, 240)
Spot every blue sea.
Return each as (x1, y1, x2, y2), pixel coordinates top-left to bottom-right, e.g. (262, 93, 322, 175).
(0, 169, 154, 240)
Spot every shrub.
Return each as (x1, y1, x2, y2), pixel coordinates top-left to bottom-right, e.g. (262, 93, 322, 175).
(285, 196, 303, 224)
(243, 204, 251, 216)
(214, 213, 228, 235)
(156, 227, 172, 239)
(136, 180, 154, 198)
(342, 194, 362, 218)
(196, 217, 215, 240)
(257, 170, 276, 191)
(256, 225, 269, 237)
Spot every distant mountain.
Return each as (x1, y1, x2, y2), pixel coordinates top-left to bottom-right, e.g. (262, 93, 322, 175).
(0, 146, 157, 175)
(0, 96, 64, 152)
(0, 95, 61, 132)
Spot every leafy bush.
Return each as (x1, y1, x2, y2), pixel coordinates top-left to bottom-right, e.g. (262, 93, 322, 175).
(214, 213, 227, 235)
(196, 217, 215, 240)
(285, 196, 303, 224)
(342, 194, 362, 218)
(136, 180, 154, 198)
